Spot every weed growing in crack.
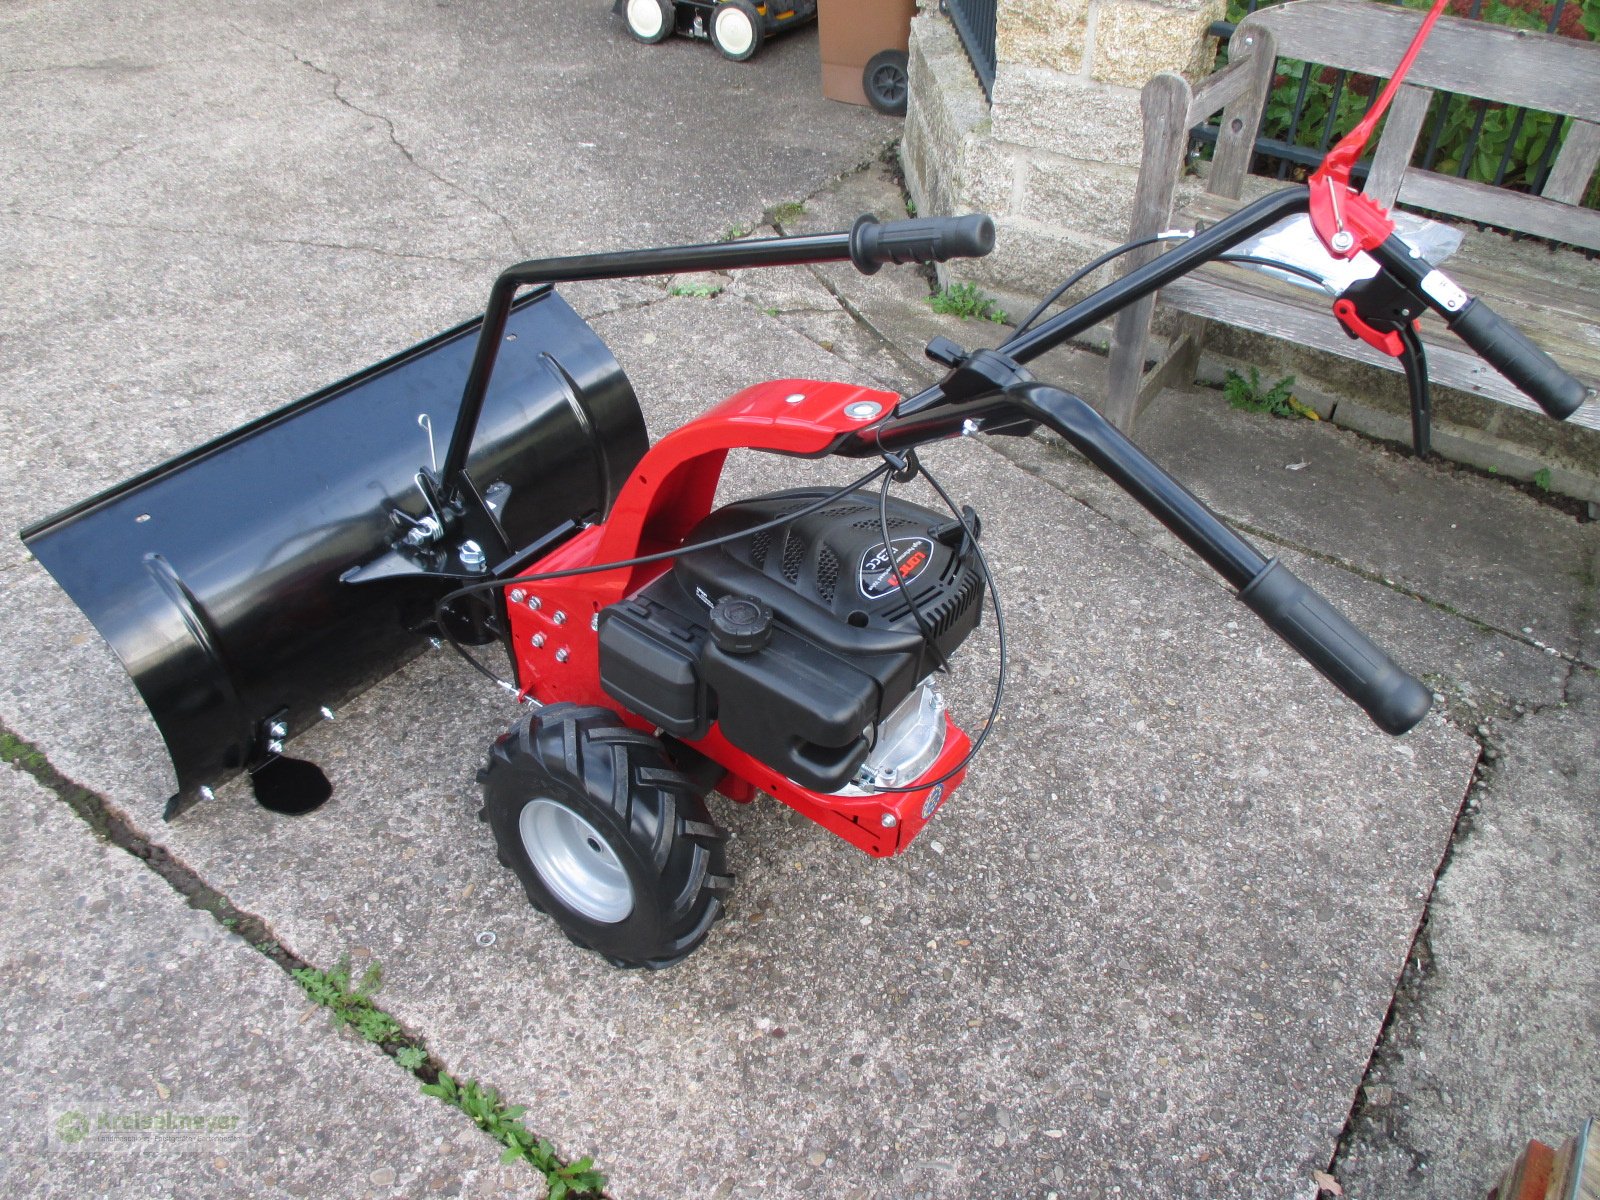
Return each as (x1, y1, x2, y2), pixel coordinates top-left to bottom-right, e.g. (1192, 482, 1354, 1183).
(421, 1072, 606, 1198)
(292, 957, 409, 1048)
(770, 200, 806, 226)
(669, 281, 723, 299)
(929, 282, 1008, 324)
(1223, 366, 1318, 420)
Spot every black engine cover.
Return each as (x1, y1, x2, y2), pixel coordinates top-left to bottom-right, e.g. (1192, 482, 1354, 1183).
(597, 488, 985, 792)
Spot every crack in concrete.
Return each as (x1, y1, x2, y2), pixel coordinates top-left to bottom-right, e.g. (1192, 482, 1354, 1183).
(243, 27, 525, 261)
(0, 720, 605, 1194)
(7, 207, 495, 269)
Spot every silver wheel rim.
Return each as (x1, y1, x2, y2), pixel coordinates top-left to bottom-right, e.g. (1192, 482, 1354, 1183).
(627, 0, 665, 38)
(519, 798, 634, 924)
(714, 8, 755, 57)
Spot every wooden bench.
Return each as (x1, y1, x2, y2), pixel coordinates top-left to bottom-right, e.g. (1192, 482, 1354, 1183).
(1105, 0, 1600, 437)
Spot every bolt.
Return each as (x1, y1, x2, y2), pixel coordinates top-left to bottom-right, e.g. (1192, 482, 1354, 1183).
(531, 633, 546, 649)
(509, 588, 526, 604)
(553, 610, 567, 625)
(962, 419, 980, 437)
(319, 706, 335, 721)
(267, 719, 288, 740)
(880, 812, 898, 828)
(527, 595, 542, 610)
(1331, 230, 1355, 253)
(198, 786, 215, 803)
(476, 931, 497, 948)
(458, 540, 487, 572)
(590, 614, 600, 631)
(428, 637, 443, 650)
(266, 738, 284, 755)
(784, 392, 806, 404)
(555, 648, 570, 663)
(845, 401, 882, 420)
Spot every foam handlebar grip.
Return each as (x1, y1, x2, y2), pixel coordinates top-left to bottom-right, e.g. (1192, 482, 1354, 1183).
(1238, 559, 1432, 736)
(849, 214, 996, 275)
(1449, 298, 1593, 420)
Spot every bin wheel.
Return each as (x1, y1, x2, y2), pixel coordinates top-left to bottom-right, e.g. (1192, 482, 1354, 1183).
(711, 0, 764, 61)
(481, 704, 732, 969)
(863, 49, 910, 116)
(624, 0, 674, 43)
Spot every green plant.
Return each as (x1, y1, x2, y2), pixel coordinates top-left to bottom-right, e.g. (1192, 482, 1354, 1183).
(1533, 466, 1553, 491)
(929, 282, 1009, 324)
(1222, 366, 1319, 419)
(719, 222, 753, 242)
(422, 1072, 606, 1198)
(669, 281, 723, 299)
(292, 957, 407, 1048)
(394, 1045, 428, 1071)
(905, 198, 918, 216)
(0, 731, 47, 771)
(770, 200, 806, 225)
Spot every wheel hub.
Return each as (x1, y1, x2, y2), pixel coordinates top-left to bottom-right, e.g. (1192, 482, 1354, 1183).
(519, 798, 634, 924)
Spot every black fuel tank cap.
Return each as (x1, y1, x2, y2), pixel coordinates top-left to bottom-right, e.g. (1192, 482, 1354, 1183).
(710, 595, 773, 655)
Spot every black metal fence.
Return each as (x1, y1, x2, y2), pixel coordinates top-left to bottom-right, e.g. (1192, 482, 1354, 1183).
(943, 0, 997, 99)
(1204, 0, 1591, 201)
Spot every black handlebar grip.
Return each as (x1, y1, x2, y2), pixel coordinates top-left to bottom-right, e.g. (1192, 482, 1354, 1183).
(1449, 298, 1594, 420)
(849, 213, 996, 275)
(1238, 559, 1432, 735)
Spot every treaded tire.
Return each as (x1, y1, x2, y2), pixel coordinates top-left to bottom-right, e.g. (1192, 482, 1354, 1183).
(482, 704, 732, 969)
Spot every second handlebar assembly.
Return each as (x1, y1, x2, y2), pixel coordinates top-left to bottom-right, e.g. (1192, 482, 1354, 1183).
(1005, 381, 1433, 735)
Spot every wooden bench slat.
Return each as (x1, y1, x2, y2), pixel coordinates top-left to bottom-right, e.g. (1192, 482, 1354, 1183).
(1397, 170, 1600, 252)
(1364, 84, 1432, 209)
(1544, 119, 1600, 207)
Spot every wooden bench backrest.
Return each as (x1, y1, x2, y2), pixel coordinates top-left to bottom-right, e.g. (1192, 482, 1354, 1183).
(1229, 0, 1600, 251)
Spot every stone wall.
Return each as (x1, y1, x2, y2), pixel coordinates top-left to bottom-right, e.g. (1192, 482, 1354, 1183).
(903, 0, 1223, 308)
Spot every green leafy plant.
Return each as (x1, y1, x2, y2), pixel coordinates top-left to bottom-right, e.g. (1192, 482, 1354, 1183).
(1223, 366, 1319, 419)
(770, 200, 806, 225)
(929, 281, 1009, 324)
(291, 957, 408, 1048)
(1533, 465, 1553, 491)
(668, 281, 723, 299)
(905, 198, 918, 216)
(394, 1045, 428, 1071)
(422, 1073, 606, 1199)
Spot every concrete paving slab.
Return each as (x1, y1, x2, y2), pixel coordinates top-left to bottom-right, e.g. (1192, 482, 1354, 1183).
(0, 766, 506, 1199)
(4, 297, 1478, 1198)
(1333, 668, 1599, 1199)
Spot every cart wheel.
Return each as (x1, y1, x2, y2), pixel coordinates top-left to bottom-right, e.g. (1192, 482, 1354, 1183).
(710, 0, 764, 61)
(481, 704, 732, 969)
(623, 0, 675, 43)
(863, 49, 910, 116)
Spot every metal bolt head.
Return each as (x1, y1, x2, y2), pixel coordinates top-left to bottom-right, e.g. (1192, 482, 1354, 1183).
(198, 785, 215, 803)
(553, 610, 567, 625)
(880, 812, 898, 828)
(1330, 230, 1355, 253)
(459, 540, 487, 572)
(962, 419, 980, 437)
(475, 931, 496, 948)
(784, 392, 806, 404)
(590, 614, 600, 631)
(555, 648, 570, 663)
(267, 719, 288, 740)
(531, 632, 546, 649)
(319, 706, 335, 721)
(509, 588, 526, 604)
(527, 595, 542, 610)
(266, 738, 285, 755)
(845, 401, 882, 421)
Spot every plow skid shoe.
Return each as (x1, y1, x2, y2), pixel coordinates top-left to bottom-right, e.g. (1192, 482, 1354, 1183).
(22, 289, 646, 817)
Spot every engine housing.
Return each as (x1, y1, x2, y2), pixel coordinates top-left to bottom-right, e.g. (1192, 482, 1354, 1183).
(597, 487, 984, 791)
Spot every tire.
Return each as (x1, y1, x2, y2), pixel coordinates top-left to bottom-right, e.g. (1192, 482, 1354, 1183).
(863, 49, 910, 116)
(710, 0, 764, 62)
(624, 0, 675, 44)
(481, 704, 732, 968)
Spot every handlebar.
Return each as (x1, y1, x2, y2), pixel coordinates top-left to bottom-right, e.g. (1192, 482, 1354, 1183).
(1367, 235, 1594, 421)
(992, 382, 1434, 736)
(848, 214, 996, 275)
(1447, 299, 1593, 420)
